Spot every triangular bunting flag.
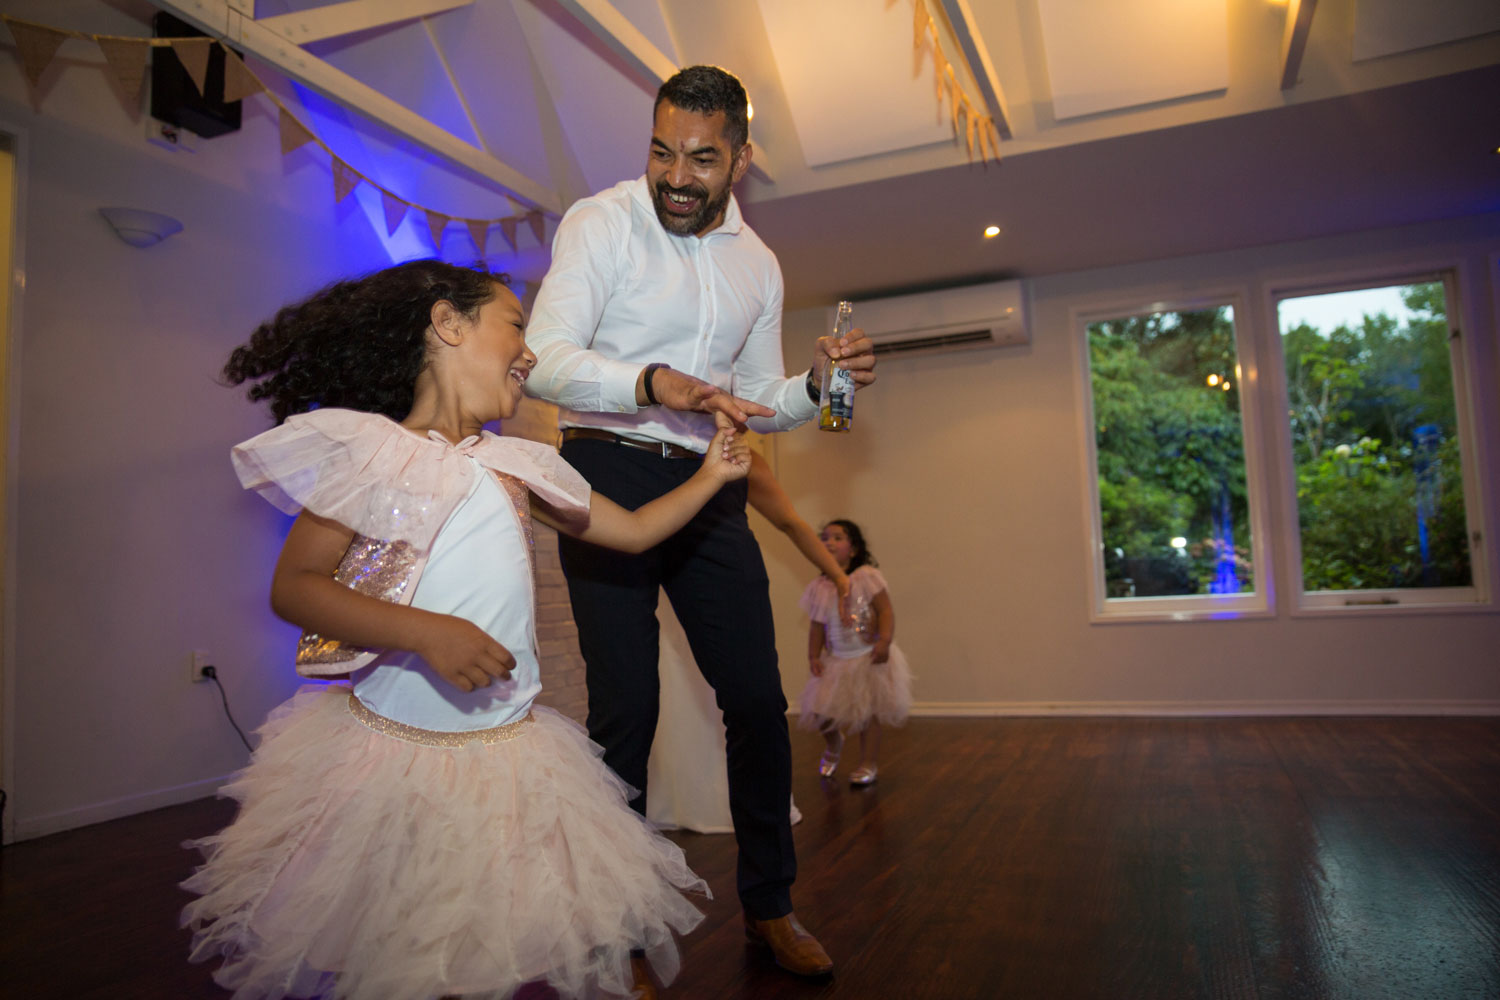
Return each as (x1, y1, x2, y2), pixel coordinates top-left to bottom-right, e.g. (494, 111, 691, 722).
(279, 108, 315, 155)
(332, 159, 360, 203)
(381, 190, 407, 235)
(912, 0, 926, 53)
(96, 37, 149, 107)
(221, 49, 262, 104)
(170, 38, 211, 97)
(467, 221, 489, 258)
(499, 217, 519, 251)
(526, 211, 546, 245)
(948, 69, 960, 132)
(965, 112, 977, 161)
(7, 20, 68, 89)
(426, 210, 449, 250)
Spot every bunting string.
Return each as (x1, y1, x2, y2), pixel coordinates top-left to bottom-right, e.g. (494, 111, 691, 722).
(908, 0, 1002, 164)
(0, 13, 551, 254)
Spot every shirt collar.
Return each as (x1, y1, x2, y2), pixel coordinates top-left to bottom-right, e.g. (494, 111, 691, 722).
(630, 175, 745, 240)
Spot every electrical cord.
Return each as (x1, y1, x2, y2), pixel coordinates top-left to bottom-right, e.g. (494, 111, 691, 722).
(202, 666, 254, 752)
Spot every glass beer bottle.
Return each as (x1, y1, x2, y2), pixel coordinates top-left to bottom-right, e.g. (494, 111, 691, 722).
(818, 300, 856, 432)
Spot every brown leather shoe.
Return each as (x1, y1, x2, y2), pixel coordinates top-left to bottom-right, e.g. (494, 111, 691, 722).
(629, 954, 658, 999)
(745, 913, 834, 976)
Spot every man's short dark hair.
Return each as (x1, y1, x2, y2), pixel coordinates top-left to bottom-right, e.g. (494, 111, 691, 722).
(655, 65, 749, 150)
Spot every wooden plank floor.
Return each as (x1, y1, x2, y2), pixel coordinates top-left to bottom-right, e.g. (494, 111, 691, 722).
(3, 717, 1498, 999)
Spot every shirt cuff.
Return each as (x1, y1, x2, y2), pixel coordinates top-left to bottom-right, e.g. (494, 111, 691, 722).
(780, 371, 820, 425)
(601, 359, 647, 413)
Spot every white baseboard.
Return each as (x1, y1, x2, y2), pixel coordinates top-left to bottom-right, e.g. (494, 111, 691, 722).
(902, 700, 1500, 717)
(10, 774, 230, 843)
(788, 700, 1500, 718)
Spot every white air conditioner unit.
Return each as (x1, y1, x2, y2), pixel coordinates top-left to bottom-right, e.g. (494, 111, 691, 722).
(834, 279, 1028, 360)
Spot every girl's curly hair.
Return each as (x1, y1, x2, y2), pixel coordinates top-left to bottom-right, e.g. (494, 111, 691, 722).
(824, 518, 877, 573)
(222, 260, 504, 425)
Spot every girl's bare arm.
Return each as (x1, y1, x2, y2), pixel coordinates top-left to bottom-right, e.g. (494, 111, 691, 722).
(747, 453, 850, 600)
(533, 425, 749, 552)
(869, 589, 895, 664)
(270, 510, 514, 692)
(808, 620, 828, 677)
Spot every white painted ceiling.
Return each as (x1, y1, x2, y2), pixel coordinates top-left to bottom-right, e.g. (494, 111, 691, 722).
(38, 0, 1500, 306)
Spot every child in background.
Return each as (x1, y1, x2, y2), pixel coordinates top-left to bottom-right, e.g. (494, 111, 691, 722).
(798, 519, 913, 786)
(182, 260, 751, 1000)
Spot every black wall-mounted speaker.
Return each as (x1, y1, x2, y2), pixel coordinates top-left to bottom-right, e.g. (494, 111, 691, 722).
(149, 12, 241, 139)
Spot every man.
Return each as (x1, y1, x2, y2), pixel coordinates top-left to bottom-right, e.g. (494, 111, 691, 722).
(525, 65, 875, 985)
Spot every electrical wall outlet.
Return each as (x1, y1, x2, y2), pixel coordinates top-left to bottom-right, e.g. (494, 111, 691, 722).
(190, 649, 211, 683)
(146, 115, 198, 153)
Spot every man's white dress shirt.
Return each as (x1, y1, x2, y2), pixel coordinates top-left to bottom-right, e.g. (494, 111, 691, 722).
(526, 176, 817, 452)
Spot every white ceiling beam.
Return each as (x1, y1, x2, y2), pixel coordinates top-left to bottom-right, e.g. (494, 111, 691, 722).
(1279, 0, 1318, 91)
(745, 143, 775, 185)
(550, 0, 776, 183)
(552, 0, 677, 86)
(149, 0, 561, 213)
(938, 0, 1012, 140)
(255, 0, 475, 45)
(254, 0, 475, 45)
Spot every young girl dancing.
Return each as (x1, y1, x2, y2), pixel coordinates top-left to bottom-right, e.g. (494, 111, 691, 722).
(798, 519, 913, 786)
(181, 260, 752, 1000)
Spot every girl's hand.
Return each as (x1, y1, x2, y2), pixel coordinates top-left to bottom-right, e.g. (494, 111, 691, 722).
(418, 615, 516, 692)
(700, 413, 751, 483)
(809, 655, 825, 677)
(871, 640, 891, 665)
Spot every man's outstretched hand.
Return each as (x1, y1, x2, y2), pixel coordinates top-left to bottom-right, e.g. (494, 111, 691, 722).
(640, 366, 775, 428)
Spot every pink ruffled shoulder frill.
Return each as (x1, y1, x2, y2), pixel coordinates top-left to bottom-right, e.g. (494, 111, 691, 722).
(799, 566, 889, 624)
(231, 409, 590, 549)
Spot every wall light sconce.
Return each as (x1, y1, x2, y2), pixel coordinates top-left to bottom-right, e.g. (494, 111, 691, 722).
(99, 207, 183, 248)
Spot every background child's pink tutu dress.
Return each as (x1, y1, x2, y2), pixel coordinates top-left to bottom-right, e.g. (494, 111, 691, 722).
(797, 567, 913, 732)
(181, 410, 706, 1000)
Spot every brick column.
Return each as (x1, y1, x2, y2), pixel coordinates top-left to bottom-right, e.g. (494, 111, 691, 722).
(502, 397, 588, 724)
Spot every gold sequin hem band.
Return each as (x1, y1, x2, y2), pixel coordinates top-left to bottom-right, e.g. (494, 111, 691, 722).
(346, 694, 534, 747)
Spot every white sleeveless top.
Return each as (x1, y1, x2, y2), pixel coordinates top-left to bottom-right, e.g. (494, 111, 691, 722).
(351, 460, 541, 731)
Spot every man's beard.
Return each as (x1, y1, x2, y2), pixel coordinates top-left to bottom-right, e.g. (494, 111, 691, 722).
(651, 179, 731, 237)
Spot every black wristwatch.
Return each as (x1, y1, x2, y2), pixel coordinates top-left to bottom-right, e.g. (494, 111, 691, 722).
(804, 369, 820, 405)
(643, 363, 669, 405)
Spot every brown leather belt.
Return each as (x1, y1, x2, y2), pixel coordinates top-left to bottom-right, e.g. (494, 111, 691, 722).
(561, 427, 702, 459)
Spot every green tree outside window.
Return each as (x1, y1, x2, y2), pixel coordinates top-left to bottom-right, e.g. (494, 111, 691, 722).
(1279, 283, 1471, 591)
(1088, 307, 1253, 598)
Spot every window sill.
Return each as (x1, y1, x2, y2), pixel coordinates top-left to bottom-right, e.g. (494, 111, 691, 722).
(1091, 597, 1274, 625)
(1292, 590, 1494, 617)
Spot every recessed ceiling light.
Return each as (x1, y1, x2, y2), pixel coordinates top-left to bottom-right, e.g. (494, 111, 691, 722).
(983, 225, 1001, 238)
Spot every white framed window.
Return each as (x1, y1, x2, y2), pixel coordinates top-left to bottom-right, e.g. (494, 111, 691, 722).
(1076, 291, 1274, 621)
(1269, 270, 1490, 612)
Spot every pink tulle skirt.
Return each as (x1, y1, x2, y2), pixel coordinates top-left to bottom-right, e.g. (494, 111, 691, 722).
(797, 644, 913, 733)
(181, 685, 707, 1000)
